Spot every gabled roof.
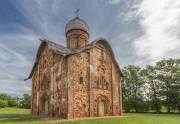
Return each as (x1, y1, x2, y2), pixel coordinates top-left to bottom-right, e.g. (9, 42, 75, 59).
(25, 38, 123, 80)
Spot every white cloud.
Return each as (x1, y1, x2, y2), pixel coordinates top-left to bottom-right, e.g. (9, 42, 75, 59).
(118, 10, 138, 23)
(133, 0, 180, 64)
(11, 0, 66, 43)
(116, 0, 141, 23)
(0, 0, 67, 97)
(0, 46, 32, 97)
(0, 28, 39, 97)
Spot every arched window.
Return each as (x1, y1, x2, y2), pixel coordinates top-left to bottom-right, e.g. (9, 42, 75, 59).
(80, 77, 83, 84)
(102, 68, 105, 75)
(106, 82, 109, 90)
(99, 79, 102, 88)
(97, 80, 99, 88)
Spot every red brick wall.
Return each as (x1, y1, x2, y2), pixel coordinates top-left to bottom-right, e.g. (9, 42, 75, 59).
(32, 44, 68, 118)
(66, 30, 89, 49)
(32, 41, 122, 119)
(32, 45, 53, 115)
(67, 51, 89, 118)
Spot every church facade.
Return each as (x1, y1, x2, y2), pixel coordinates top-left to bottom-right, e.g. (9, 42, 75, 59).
(27, 16, 123, 119)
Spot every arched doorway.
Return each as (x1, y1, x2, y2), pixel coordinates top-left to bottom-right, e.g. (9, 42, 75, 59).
(97, 95, 109, 116)
(99, 100, 105, 116)
(41, 94, 49, 115)
(44, 100, 48, 114)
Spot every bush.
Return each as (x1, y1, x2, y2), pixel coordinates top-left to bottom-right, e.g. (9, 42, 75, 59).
(8, 99, 17, 107)
(18, 94, 31, 109)
(136, 101, 150, 112)
(0, 100, 8, 108)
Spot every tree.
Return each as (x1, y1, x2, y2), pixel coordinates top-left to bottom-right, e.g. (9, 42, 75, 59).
(19, 94, 31, 109)
(0, 94, 17, 107)
(0, 100, 8, 108)
(8, 98, 17, 107)
(156, 58, 180, 113)
(0, 94, 11, 101)
(141, 65, 162, 113)
(122, 65, 145, 112)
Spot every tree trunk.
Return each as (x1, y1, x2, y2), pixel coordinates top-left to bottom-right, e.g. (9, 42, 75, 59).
(167, 106, 170, 113)
(155, 102, 160, 113)
(178, 106, 180, 114)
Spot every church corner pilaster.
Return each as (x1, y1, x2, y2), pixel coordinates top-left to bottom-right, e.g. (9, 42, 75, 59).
(37, 62, 40, 115)
(119, 77, 123, 116)
(65, 57, 70, 119)
(88, 49, 94, 117)
(31, 77, 33, 114)
(111, 62, 114, 116)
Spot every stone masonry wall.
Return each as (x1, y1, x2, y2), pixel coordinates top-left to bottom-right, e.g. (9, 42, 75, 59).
(67, 51, 89, 118)
(32, 44, 53, 115)
(66, 30, 89, 49)
(32, 41, 122, 119)
(91, 41, 122, 117)
(51, 54, 68, 118)
(112, 63, 121, 116)
(32, 44, 68, 118)
(92, 42, 113, 116)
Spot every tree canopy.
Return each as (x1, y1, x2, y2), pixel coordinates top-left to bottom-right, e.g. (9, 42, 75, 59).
(122, 58, 180, 113)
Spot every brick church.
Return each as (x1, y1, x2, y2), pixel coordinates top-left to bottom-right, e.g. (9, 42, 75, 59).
(26, 15, 123, 119)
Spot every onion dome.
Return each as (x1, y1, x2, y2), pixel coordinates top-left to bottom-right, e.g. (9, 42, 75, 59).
(65, 17, 90, 35)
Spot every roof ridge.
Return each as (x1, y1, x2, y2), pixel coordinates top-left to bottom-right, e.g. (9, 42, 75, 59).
(41, 39, 66, 48)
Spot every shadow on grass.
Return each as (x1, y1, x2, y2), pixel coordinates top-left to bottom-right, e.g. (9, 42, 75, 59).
(0, 114, 42, 123)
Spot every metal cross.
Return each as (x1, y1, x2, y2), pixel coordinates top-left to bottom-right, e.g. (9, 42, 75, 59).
(75, 8, 80, 17)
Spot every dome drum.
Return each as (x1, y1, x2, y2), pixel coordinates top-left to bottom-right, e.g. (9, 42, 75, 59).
(65, 17, 90, 37)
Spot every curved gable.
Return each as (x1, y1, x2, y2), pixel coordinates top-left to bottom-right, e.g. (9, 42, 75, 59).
(25, 39, 75, 80)
(36, 40, 48, 62)
(25, 38, 123, 80)
(91, 38, 115, 60)
(25, 41, 51, 80)
(91, 38, 123, 77)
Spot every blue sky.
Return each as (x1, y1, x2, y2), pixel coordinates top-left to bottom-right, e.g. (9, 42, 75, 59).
(0, 0, 180, 97)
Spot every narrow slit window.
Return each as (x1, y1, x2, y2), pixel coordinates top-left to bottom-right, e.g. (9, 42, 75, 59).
(80, 77, 83, 84)
(106, 82, 108, 90)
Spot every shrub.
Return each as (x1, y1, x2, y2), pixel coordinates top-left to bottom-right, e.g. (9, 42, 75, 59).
(8, 99, 17, 107)
(0, 100, 8, 108)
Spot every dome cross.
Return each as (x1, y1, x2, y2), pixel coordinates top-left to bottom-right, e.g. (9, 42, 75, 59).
(75, 8, 80, 17)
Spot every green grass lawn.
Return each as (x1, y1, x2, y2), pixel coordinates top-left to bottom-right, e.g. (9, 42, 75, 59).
(0, 107, 180, 124)
(0, 107, 46, 124)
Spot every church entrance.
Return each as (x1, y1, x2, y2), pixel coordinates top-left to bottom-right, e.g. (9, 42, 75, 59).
(99, 101, 105, 116)
(97, 95, 109, 116)
(41, 94, 49, 115)
(44, 100, 48, 114)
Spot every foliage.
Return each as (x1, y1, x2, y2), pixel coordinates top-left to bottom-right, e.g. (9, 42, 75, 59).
(0, 93, 31, 108)
(141, 65, 162, 113)
(122, 58, 180, 113)
(122, 65, 145, 112)
(0, 100, 8, 108)
(0, 94, 17, 107)
(155, 58, 180, 113)
(18, 94, 31, 109)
